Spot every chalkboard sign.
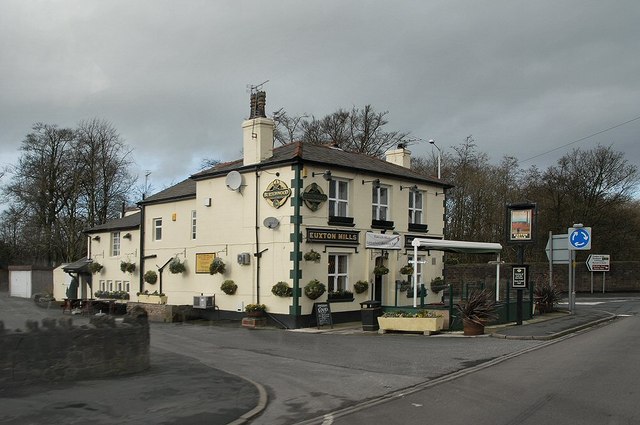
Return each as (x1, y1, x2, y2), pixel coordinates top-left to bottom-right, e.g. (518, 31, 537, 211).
(313, 302, 333, 329)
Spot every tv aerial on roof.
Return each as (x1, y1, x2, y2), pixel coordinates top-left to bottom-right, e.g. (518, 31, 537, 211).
(225, 171, 243, 192)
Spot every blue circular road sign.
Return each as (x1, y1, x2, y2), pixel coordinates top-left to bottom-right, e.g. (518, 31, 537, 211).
(569, 227, 591, 250)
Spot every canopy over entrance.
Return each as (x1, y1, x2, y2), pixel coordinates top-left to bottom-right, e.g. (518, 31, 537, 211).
(410, 238, 503, 307)
(410, 238, 502, 254)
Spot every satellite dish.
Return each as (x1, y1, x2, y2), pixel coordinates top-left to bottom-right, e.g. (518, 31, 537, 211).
(263, 217, 280, 229)
(225, 171, 243, 191)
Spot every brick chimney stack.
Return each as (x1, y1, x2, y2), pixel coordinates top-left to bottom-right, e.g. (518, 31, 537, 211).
(243, 91, 274, 165)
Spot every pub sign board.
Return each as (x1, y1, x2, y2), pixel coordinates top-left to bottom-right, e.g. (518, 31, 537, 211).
(506, 203, 537, 244)
(306, 228, 359, 244)
(512, 265, 528, 289)
(314, 302, 333, 328)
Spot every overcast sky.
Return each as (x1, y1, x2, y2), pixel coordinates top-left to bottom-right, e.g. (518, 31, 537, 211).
(1, 1, 639, 195)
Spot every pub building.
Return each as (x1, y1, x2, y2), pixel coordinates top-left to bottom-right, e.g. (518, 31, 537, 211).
(58, 92, 451, 328)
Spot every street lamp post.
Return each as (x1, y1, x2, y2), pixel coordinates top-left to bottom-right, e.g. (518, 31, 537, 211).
(429, 139, 441, 179)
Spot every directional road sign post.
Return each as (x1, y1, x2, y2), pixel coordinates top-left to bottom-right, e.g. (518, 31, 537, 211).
(587, 254, 610, 294)
(566, 224, 592, 313)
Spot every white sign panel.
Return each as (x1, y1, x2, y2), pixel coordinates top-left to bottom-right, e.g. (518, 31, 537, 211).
(545, 234, 570, 264)
(586, 254, 610, 272)
(365, 232, 402, 250)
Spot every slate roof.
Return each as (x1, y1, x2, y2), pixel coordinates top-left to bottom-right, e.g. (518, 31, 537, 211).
(140, 143, 451, 206)
(191, 142, 451, 187)
(138, 178, 197, 205)
(85, 211, 141, 234)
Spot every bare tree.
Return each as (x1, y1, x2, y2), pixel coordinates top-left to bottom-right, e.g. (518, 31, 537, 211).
(272, 105, 409, 156)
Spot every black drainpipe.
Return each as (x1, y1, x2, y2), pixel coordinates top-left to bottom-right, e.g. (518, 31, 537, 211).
(158, 257, 173, 295)
(255, 167, 261, 304)
(139, 201, 146, 294)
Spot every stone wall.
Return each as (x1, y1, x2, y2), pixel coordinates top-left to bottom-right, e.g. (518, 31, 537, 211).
(0, 310, 149, 387)
(444, 261, 640, 294)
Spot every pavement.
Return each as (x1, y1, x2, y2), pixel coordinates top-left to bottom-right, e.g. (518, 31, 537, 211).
(0, 291, 621, 424)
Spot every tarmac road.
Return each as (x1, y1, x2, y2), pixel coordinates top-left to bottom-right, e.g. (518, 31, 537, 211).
(0, 292, 630, 424)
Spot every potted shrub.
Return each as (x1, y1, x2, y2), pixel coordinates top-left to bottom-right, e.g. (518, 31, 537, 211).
(220, 279, 237, 295)
(88, 261, 103, 274)
(353, 280, 369, 294)
(456, 289, 498, 336)
(271, 281, 293, 297)
(143, 270, 158, 285)
(245, 303, 267, 317)
(373, 265, 389, 276)
(209, 257, 226, 275)
(303, 249, 321, 262)
(534, 281, 562, 314)
(120, 261, 136, 273)
(327, 289, 354, 301)
(169, 258, 186, 274)
(304, 279, 326, 300)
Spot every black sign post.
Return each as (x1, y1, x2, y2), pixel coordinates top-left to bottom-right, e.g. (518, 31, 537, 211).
(512, 265, 528, 325)
(313, 302, 333, 329)
(506, 203, 537, 326)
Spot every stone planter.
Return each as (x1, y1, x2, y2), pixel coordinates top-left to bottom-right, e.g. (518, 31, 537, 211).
(137, 294, 168, 305)
(377, 316, 444, 335)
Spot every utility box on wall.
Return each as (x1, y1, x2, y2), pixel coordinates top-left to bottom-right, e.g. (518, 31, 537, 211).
(237, 253, 251, 265)
(193, 295, 215, 309)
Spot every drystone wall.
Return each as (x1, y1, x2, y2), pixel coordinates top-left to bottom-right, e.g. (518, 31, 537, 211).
(0, 308, 149, 387)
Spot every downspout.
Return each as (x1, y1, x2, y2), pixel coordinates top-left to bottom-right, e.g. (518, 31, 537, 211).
(255, 167, 261, 304)
(158, 257, 173, 295)
(291, 162, 302, 319)
(139, 202, 146, 294)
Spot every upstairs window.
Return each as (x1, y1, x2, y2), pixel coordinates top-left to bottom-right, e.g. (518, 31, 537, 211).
(408, 191, 423, 224)
(153, 218, 163, 241)
(329, 179, 349, 217)
(111, 232, 120, 256)
(372, 186, 389, 221)
(191, 210, 197, 240)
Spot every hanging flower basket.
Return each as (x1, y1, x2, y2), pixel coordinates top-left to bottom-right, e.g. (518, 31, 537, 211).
(373, 265, 389, 276)
(399, 264, 414, 276)
(353, 280, 369, 294)
(169, 258, 186, 274)
(209, 257, 226, 275)
(304, 279, 326, 300)
(88, 261, 103, 274)
(120, 261, 136, 273)
(271, 281, 293, 297)
(143, 270, 158, 284)
(303, 249, 321, 263)
(430, 277, 447, 293)
(220, 280, 237, 295)
(245, 303, 266, 317)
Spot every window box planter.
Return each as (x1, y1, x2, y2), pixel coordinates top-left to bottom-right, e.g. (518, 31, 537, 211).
(327, 290, 354, 302)
(408, 223, 429, 233)
(371, 219, 395, 230)
(137, 294, 168, 305)
(377, 316, 444, 335)
(328, 216, 355, 227)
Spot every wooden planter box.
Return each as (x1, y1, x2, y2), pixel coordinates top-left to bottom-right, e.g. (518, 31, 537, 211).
(377, 316, 444, 335)
(137, 294, 168, 305)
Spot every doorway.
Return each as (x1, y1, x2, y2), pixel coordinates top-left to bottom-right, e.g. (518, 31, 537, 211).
(373, 256, 385, 303)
